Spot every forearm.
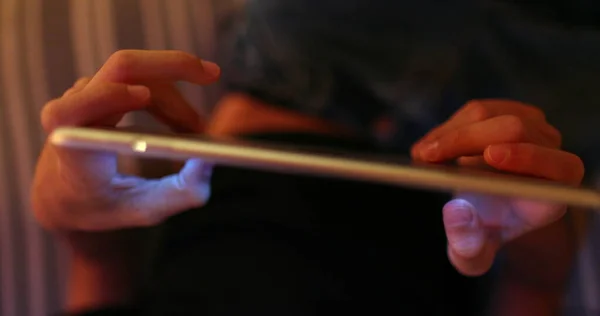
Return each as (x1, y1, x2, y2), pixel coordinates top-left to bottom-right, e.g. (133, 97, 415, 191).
(62, 228, 159, 313)
(489, 214, 578, 316)
(490, 269, 564, 316)
(67, 255, 138, 312)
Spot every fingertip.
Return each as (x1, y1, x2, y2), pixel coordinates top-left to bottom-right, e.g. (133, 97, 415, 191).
(186, 60, 220, 85)
(137, 167, 212, 224)
(485, 143, 585, 185)
(443, 201, 500, 276)
(181, 159, 214, 186)
(443, 201, 475, 228)
(127, 85, 151, 102)
(484, 144, 510, 166)
(444, 198, 477, 221)
(447, 246, 494, 277)
(201, 61, 221, 79)
(418, 141, 441, 162)
(40, 99, 59, 133)
(443, 199, 484, 258)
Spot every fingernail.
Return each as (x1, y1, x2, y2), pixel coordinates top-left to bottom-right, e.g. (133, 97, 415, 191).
(419, 141, 439, 161)
(444, 206, 474, 228)
(445, 207, 481, 257)
(201, 61, 221, 78)
(451, 234, 482, 258)
(486, 145, 509, 164)
(127, 85, 151, 101)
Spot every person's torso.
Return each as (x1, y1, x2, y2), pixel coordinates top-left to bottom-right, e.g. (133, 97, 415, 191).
(143, 134, 489, 315)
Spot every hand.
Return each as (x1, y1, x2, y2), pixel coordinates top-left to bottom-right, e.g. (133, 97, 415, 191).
(410, 100, 584, 276)
(31, 50, 221, 232)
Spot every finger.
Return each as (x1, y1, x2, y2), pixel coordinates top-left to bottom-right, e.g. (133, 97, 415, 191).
(418, 115, 554, 162)
(145, 82, 204, 133)
(41, 82, 151, 132)
(91, 50, 220, 86)
(456, 156, 503, 173)
(444, 199, 499, 276)
(120, 159, 213, 227)
(416, 100, 546, 145)
(63, 77, 92, 97)
(456, 156, 485, 167)
(535, 122, 562, 148)
(484, 143, 585, 185)
(448, 243, 498, 277)
(415, 120, 561, 161)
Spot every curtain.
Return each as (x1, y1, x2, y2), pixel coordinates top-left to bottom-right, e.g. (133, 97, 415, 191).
(0, 0, 238, 315)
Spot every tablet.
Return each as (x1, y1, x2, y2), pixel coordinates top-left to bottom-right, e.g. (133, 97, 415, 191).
(49, 126, 600, 208)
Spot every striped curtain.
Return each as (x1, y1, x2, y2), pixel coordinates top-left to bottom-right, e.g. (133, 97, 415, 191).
(0, 1, 239, 315)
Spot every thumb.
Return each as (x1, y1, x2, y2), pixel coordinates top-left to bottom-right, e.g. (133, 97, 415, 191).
(128, 159, 213, 226)
(444, 199, 498, 276)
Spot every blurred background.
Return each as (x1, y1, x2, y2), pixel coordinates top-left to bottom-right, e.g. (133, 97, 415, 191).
(1, 0, 600, 315)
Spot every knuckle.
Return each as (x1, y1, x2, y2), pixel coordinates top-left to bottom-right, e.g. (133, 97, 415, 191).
(505, 100, 547, 120)
(500, 115, 528, 141)
(464, 100, 493, 122)
(445, 128, 465, 149)
(105, 50, 139, 81)
(91, 81, 117, 96)
(74, 77, 92, 88)
(568, 154, 585, 183)
(40, 100, 59, 132)
(63, 77, 93, 97)
(131, 208, 164, 227)
(171, 50, 196, 60)
(525, 104, 546, 120)
(107, 50, 136, 66)
(170, 50, 202, 69)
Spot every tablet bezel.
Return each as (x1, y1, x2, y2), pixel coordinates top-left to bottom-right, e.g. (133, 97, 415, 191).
(49, 126, 600, 208)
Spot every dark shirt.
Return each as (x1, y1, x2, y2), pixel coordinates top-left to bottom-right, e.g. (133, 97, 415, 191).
(66, 133, 489, 316)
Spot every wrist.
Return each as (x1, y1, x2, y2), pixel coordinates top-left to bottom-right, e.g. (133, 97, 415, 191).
(503, 216, 575, 290)
(490, 275, 563, 316)
(62, 228, 155, 263)
(66, 255, 137, 312)
(62, 228, 160, 312)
